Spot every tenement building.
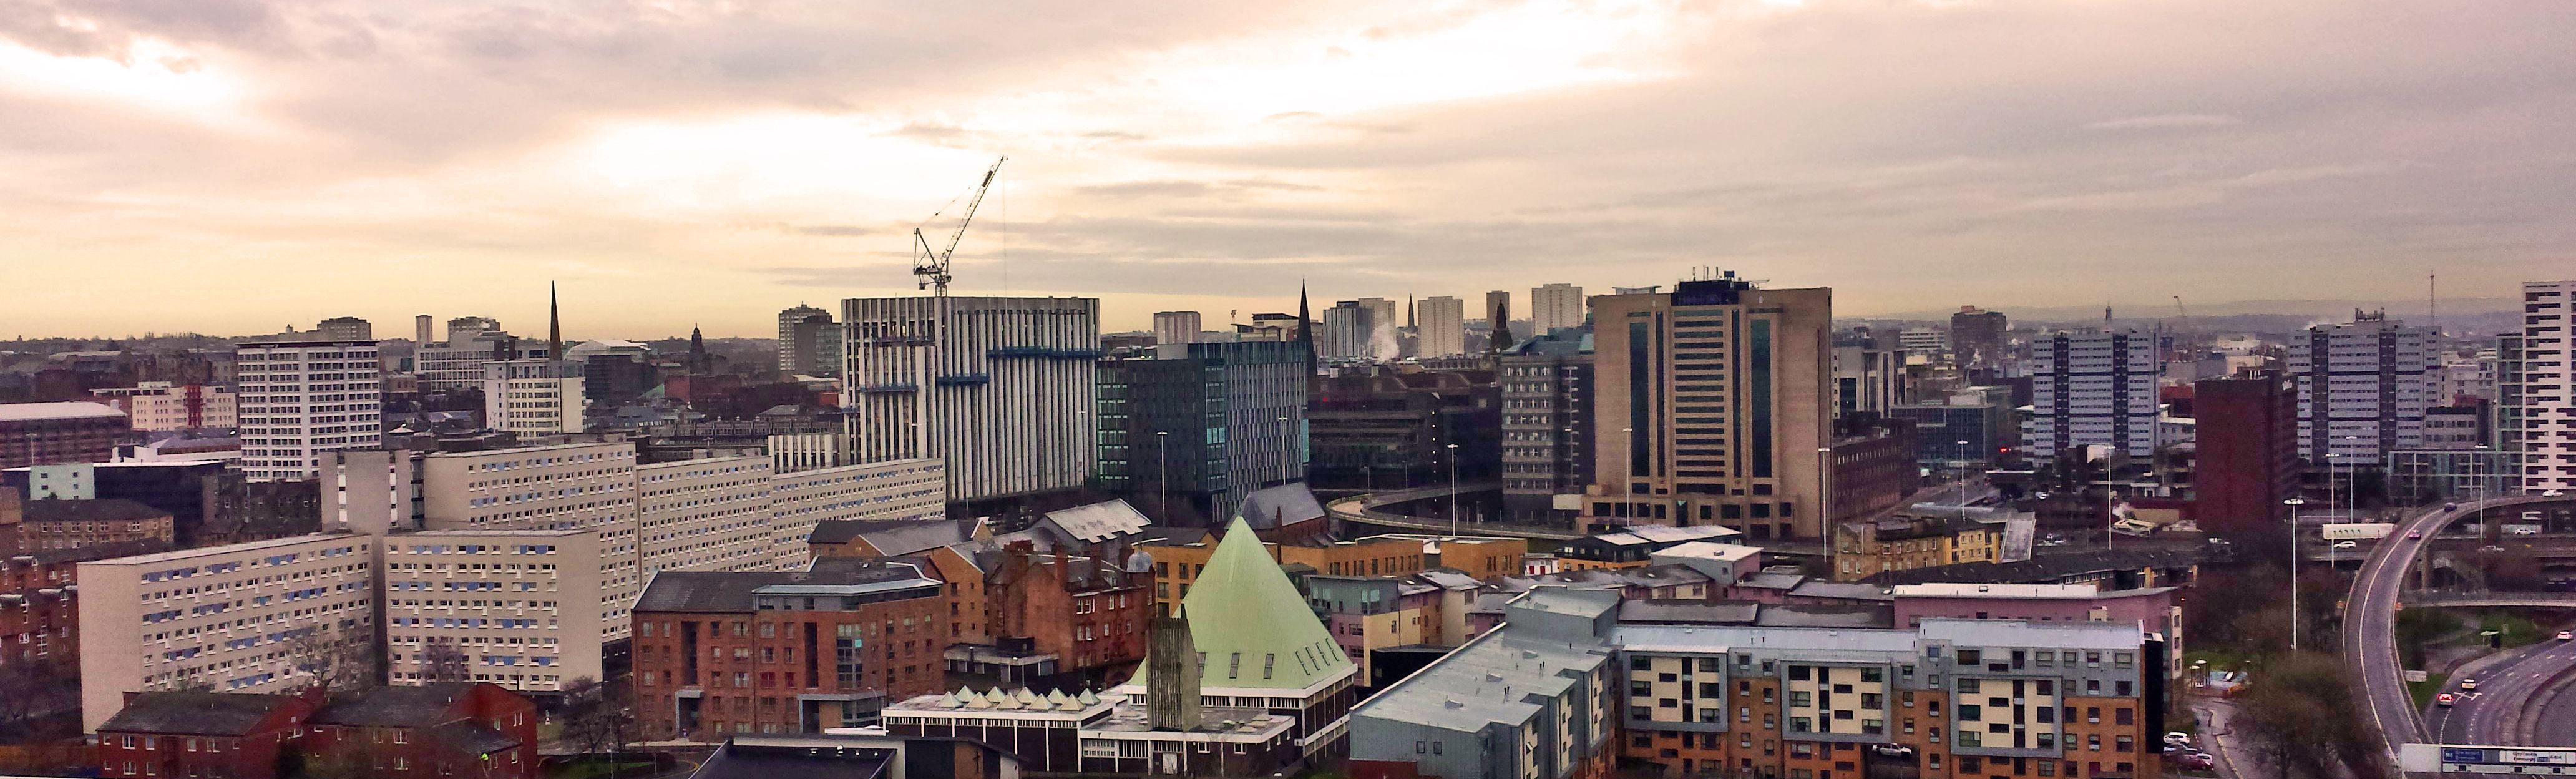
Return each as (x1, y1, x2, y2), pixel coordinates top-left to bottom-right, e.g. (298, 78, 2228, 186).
(630, 562, 949, 740)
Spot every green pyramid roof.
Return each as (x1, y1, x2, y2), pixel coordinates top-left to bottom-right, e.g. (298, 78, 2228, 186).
(1179, 517, 1352, 690)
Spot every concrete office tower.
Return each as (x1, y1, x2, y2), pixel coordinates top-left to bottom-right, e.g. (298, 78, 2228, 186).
(1585, 277, 1833, 541)
(1530, 283, 1584, 335)
(841, 296, 1100, 503)
(2507, 280, 2576, 491)
(416, 318, 550, 390)
(637, 456, 777, 577)
(1486, 290, 1513, 351)
(89, 383, 237, 431)
(78, 534, 378, 731)
(1498, 328, 1592, 524)
(482, 358, 584, 435)
(1951, 306, 2009, 368)
(1898, 326, 1948, 360)
(765, 458, 946, 569)
(235, 340, 383, 481)
(416, 315, 434, 345)
(383, 529, 603, 692)
(2023, 330, 2160, 461)
(2287, 311, 2437, 464)
(1832, 329, 1910, 416)
(777, 305, 838, 378)
(1151, 311, 1203, 346)
(1414, 296, 1466, 358)
(1095, 341, 1309, 521)
(1320, 301, 1375, 361)
(315, 317, 373, 341)
(2193, 372, 2301, 536)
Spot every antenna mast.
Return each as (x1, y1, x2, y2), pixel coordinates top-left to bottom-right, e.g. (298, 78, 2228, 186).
(911, 156, 1007, 296)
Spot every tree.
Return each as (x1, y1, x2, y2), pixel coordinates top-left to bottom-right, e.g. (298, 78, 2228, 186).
(283, 628, 374, 693)
(2238, 652, 2387, 779)
(420, 641, 473, 683)
(560, 677, 633, 759)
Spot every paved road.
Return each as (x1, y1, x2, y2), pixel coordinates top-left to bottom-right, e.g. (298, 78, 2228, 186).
(2345, 494, 2575, 767)
(2424, 637, 2576, 744)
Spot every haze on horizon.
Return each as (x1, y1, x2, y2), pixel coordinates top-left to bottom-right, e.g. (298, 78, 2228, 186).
(1, 0, 2569, 340)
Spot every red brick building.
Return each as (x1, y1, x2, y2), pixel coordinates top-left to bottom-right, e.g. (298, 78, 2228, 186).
(301, 683, 537, 779)
(631, 563, 950, 741)
(0, 401, 133, 470)
(95, 689, 323, 779)
(2193, 372, 2302, 536)
(984, 544, 1151, 685)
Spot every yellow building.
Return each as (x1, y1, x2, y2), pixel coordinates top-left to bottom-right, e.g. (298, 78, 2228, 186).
(1139, 531, 1525, 610)
(1830, 512, 2001, 582)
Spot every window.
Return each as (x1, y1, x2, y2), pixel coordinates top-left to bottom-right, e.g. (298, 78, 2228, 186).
(1956, 649, 1982, 665)
(2114, 707, 2134, 725)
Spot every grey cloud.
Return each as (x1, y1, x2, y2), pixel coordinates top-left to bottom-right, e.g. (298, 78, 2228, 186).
(2086, 114, 2241, 130)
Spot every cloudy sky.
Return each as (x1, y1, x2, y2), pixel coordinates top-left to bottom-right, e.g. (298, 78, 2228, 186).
(2, 0, 2570, 339)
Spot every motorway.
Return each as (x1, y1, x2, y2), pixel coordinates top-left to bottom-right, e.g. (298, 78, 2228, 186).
(2424, 636, 2576, 745)
(2345, 494, 2576, 766)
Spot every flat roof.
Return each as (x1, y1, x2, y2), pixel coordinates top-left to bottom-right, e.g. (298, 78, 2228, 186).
(424, 441, 632, 459)
(1893, 583, 2102, 599)
(1917, 618, 2144, 649)
(0, 401, 126, 422)
(81, 533, 356, 566)
(398, 529, 592, 537)
(1652, 541, 1762, 562)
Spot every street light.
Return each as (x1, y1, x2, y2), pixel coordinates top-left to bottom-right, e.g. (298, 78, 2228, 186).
(1156, 431, 1170, 522)
(1445, 443, 1461, 537)
(1277, 415, 1295, 487)
(1954, 441, 1971, 521)
(2283, 497, 2308, 652)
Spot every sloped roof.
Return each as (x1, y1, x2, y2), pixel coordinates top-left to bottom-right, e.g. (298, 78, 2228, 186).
(1179, 517, 1352, 690)
(311, 683, 476, 727)
(1038, 500, 1150, 544)
(21, 497, 171, 524)
(1236, 483, 1325, 529)
(807, 519, 970, 556)
(99, 691, 297, 735)
(426, 721, 521, 755)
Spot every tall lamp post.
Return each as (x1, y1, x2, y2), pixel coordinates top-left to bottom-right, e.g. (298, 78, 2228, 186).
(1446, 443, 1461, 536)
(1277, 415, 1295, 487)
(2283, 497, 2308, 652)
(1954, 441, 1972, 521)
(1156, 431, 1170, 521)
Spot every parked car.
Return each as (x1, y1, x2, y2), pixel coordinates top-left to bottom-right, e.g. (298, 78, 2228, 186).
(2164, 732, 2193, 748)
(2558, 630, 2572, 642)
(2459, 677, 2479, 691)
(2179, 753, 2216, 771)
(2437, 693, 2459, 707)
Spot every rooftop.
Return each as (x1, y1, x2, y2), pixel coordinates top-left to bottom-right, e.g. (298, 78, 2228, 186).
(20, 497, 171, 524)
(807, 519, 973, 556)
(1893, 582, 2105, 599)
(98, 691, 300, 735)
(1040, 500, 1151, 544)
(1918, 617, 2145, 649)
(690, 738, 892, 779)
(1354, 591, 1616, 735)
(1236, 483, 1326, 529)
(1861, 546, 2220, 586)
(1651, 541, 1763, 563)
(80, 533, 354, 567)
(0, 401, 127, 423)
(635, 564, 939, 612)
(311, 683, 481, 727)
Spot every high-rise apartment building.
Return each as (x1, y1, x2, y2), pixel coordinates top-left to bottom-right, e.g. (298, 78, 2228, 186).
(235, 340, 383, 481)
(1530, 283, 1585, 335)
(2287, 312, 2437, 464)
(638, 456, 777, 577)
(1833, 329, 1911, 416)
(776, 305, 840, 378)
(2022, 330, 2159, 461)
(383, 529, 603, 691)
(89, 383, 237, 432)
(1320, 301, 1377, 361)
(1151, 311, 1203, 346)
(482, 359, 583, 435)
(417, 443, 645, 649)
(2507, 280, 2575, 491)
(1499, 327, 1592, 524)
(1096, 341, 1308, 521)
(841, 296, 1099, 504)
(416, 320, 552, 391)
(2192, 373, 2301, 536)
(1415, 296, 1466, 358)
(764, 458, 945, 570)
(1951, 306, 2009, 368)
(77, 534, 378, 731)
(315, 317, 373, 341)
(1584, 277, 1833, 541)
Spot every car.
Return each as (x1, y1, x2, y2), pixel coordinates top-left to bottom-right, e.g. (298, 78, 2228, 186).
(2407, 529, 2424, 539)
(2164, 732, 2193, 747)
(2437, 693, 2459, 707)
(2559, 630, 2572, 642)
(2459, 678, 2479, 691)
(2332, 541, 2359, 550)
(2180, 753, 2216, 771)
(1869, 744, 1915, 758)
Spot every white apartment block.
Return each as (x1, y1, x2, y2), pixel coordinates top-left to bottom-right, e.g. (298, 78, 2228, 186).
(1415, 296, 1465, 358)
(841, 296, 1099, 502)
(2024, 330, 2160, 460)
(764, 458, 947, 569)
(383, 529, 604, 692)
(2511, 280, 2575, 491)
(638, 457, 777, 577)
(778, 304, 834, 376)
(88, 382, 237, 432)
(1152, 311, 1203, 346)
(482, 358, 585, 434)
(1899, 327, 1949, 359)
(418, 443, 643, 642)
(77, 534, 378, 731)
(1530, 283, 1585, 335)
(416, 318, 550, 390)
(2289, 313, 2438, 464)
(235, 340, 383, 481)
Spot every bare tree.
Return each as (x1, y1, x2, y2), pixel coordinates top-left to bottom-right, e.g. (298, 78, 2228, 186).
(560, 677, 634, 758)
(419, 641, 473, 683)
(283, 628, 374, 693)
(0, 660, 78, 737)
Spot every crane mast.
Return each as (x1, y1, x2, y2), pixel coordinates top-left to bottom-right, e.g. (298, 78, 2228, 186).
(911, 156, 1007, 296)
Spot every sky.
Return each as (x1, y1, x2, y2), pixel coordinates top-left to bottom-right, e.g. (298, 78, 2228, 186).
(1, 0, 2570, 340)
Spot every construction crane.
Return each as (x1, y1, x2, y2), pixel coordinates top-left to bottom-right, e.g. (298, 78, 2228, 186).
(910, 156, 1006, 296)
(2170, 295, 2190, 333)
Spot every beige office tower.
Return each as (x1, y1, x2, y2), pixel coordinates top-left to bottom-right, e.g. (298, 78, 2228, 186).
(1583, 276, 1832, 542)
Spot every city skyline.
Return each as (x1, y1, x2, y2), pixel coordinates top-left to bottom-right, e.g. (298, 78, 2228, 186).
(4, 0, 2570, 339)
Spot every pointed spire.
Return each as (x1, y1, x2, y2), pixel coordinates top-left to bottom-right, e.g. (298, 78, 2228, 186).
(547, 281, 562, 360)
(1297, 280, 1315, 376)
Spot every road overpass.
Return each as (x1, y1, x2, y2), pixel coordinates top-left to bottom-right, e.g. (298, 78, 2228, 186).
(1323, 480, 1591, 541)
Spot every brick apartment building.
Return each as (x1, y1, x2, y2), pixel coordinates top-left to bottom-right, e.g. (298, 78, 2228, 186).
(2191, 373, 2301, 537)
(301, 683, 538, 779)
(0, 401, 134, 471)
(95, 689, 323, 779)
(983, 544, 1151, 683)
(19, 498, 177, 551)
(630, 563, 950, 740)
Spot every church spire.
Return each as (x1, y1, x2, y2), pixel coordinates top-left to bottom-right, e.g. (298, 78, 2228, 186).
(547, 281, 562, 360)
(1296, 280, 1315, 376)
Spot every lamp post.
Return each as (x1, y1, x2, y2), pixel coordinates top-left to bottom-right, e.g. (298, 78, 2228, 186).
(2325, 452, 2339, 531)
(1446, 443, 1461, 537)
(2283, 497, 2308, 652)
(1156, 431, 1170, 521)
(1278, 415, 1295, 487)
(1954, 441, 1972, 521)
(1819, 446, 1835, 580)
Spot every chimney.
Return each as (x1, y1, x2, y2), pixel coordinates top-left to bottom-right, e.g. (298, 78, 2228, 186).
(1146, 612, 1202, 730)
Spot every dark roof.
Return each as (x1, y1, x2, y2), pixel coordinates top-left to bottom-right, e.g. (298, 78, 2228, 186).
(1861, 546, 2220, 586)
(693, 740, 892, 779)
(1135, 527, 1211, 546)
(635, 565, 936, 613)
(311, 683, 476, 727)
(806, 519, 970, 556)
(1755, 604, 1895, 629)
(31, 538, 171, 564)
(21, 497, 172, 524)
(426, 721, 522, 755)
(1237, 483, 1325, 529)
(98, 692, 300, 736)
(1617, 600, 1760, 625)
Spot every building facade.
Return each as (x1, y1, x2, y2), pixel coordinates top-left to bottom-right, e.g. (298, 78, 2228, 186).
(1095, 341, 1307, 522)
(1951, 307, 2009, 369)
(2507, 280, 2575, 491)
(765, 458, 946, 570)
(1322, 301, 1378, 361)
(482, 359, 583, 435)
(77, 534, 378, 731)
(2192, 373, 2300, 536)
(841, 296, 1100, 503)
(2022, 331, 2158, 461)
(235, 340, 383, 481)
(0, 401, 133, 471)
(2287, 313, 2437, 465)
(1417, 296, 1466, 358)
(1151, 311, 1203, 346)
(383, 529, 604, 692)
(778, 305, 839, 378)
(1500, 328, 1594, 524)
(1532, 283, 1586, 335)
(89, 383, 237, 432)
(631, 564, 950, 740)
(1583, 277, 1833, 542)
